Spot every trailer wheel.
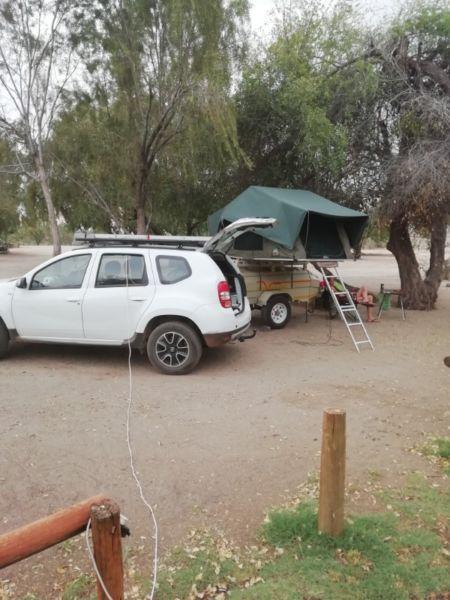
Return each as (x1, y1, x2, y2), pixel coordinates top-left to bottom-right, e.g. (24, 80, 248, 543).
(263, 296, 291, 329)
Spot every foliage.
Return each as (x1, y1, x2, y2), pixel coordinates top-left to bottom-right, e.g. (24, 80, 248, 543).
(51, 90, 240, 234)
(66, 0, 249, 233)
(0, 137, 20, 239)
(0, 0, 78, 255)
(234, 2, 380, 213)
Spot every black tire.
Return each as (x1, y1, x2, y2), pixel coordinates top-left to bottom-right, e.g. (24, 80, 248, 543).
(147, 321, 203, 375)
(262, 296, 291, 329)
(0, 321, 9, 359)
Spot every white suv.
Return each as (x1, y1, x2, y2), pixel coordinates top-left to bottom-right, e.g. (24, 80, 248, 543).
(0, 219, 274, 374)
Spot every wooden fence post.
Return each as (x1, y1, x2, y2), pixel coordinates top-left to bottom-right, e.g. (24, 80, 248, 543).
(90, 500, 124, 600)
(318, 408, 346, 536)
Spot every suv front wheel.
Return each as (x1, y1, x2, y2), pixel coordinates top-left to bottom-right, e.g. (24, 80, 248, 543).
(147, 321, 203, 375)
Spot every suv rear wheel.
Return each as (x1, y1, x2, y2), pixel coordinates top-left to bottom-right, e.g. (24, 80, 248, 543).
(0, 321, 9, 358)
(147, 321, 203, 375)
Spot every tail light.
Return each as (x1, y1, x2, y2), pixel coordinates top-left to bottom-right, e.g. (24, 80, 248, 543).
(217, 281, 232, 308)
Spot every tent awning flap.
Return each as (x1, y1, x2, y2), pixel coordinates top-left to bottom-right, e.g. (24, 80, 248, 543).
(208, 186, 368, 257)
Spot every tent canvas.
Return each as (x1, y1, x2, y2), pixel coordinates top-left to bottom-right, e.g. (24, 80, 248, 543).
(208, 186, 368, 260)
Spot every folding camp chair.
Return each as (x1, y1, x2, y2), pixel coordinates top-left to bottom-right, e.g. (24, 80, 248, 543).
(377, 286, 406, 320)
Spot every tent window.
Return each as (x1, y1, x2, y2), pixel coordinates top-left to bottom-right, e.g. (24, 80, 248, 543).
(234, 231, 264, 251)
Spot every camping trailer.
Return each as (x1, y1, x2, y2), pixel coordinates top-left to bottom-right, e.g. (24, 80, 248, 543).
(208, 186, 369, 328)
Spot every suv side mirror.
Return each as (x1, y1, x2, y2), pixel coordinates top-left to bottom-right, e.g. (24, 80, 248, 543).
(16, 277, 27, 289)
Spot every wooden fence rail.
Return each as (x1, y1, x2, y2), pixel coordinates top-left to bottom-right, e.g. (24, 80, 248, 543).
(0, 495, 124, 600)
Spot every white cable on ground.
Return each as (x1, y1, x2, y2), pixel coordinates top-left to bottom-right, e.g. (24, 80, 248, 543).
(125, 333, 159, 599)
(85, 255, 159, 600)
(125, 256, 159, 600)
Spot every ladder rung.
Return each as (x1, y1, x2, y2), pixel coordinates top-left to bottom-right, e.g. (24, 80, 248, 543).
(321, 267, 374, 352)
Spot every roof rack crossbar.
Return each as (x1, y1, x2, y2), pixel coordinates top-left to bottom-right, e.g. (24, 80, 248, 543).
(73, 231, 209, 249)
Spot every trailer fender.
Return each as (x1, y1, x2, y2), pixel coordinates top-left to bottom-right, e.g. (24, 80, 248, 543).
(255, 291, 292, 308)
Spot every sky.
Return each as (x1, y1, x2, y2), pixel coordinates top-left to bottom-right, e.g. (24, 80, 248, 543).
(249, 0, 400, 35)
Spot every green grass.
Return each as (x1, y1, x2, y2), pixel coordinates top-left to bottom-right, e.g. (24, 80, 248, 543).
(62, 574, 94, 600)
(422, 437, 450, 475)
(435, 438, 450, 459)
(35, 470, 449, 599)
(155, 474, 449, 600)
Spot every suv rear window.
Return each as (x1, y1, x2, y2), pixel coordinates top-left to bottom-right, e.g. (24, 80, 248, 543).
(156, 255, 191, 284)
(96, 254, 148, 287)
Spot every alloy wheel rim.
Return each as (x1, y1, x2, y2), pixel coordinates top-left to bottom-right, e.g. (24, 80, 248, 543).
(155, 331, 190, 367)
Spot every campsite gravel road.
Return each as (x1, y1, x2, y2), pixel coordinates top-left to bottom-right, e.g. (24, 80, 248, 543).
(1, 246, 449, 597)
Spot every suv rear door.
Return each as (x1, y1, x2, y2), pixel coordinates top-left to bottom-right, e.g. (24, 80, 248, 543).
(202, 218, 276, 312)
(82, 250, 155, 342)
(202, 218, 276, 255)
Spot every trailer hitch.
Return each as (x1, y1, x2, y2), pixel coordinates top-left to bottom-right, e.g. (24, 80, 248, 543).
(238, 328, 256, 342)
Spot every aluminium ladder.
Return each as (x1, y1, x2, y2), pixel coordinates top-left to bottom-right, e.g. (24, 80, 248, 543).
(319, 265, 374, 352)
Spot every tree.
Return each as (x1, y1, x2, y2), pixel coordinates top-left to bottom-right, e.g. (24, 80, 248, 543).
(306, 1, 450, 307)
(234, 2, 376, 204)
(366, 3, 450, 309)
(0, 0, 76, 255)
(50, 96, 135, 232)
(150, 100, 243, 235)
(71, 0, 248, 233)
(0, 136, 20, 240)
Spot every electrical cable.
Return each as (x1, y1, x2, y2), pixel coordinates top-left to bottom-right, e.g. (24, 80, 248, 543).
(124, 256, 159, 600)
(85, 255, 159, 600)
(291, 308, 343, 347)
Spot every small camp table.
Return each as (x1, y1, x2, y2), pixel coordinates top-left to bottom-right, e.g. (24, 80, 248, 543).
(377, 287, 406, 320)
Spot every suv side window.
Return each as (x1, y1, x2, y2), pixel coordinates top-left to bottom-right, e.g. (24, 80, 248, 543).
(30, 254, 91, 290)
(96, 254, 148, 287)
(156, 255, 192, 284)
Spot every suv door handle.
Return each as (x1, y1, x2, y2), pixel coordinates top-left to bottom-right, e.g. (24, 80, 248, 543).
(66, 298, 80, 303)
(130, 297, 146, 302)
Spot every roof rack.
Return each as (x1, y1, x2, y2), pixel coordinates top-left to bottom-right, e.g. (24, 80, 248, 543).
(73, 231, 209, 249)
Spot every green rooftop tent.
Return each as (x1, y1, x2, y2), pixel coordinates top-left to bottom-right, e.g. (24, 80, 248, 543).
(208, 186, 368, 260)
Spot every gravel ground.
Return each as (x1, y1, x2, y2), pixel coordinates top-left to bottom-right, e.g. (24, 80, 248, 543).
(0, 245, 449, 597)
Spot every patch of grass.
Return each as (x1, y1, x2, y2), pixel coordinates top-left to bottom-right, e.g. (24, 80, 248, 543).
(62, 574, 94, 600)
(155, 474, 449, 600)
(434, 438, 450, 459)
(421, 437, 450, 473)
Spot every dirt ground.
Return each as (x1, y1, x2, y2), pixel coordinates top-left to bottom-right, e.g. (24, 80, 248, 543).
(1, 245, 449, 598)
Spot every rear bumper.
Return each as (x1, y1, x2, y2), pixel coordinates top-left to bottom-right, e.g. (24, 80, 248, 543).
(204, 322, 251, 348)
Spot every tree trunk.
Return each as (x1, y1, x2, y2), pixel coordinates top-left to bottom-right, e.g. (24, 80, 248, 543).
(353, 239, 363, 260)
(35, 156, 61, 256)
(386, 216, 431, 309)
(424, 205, 448, 306)
(135, 170, 148, 234)
(136, 201, 146, 234)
